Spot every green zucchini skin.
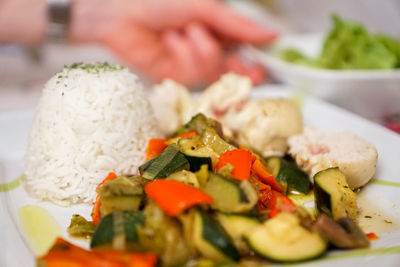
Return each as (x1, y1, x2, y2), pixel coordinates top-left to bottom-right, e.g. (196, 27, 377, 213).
(138, 157, 154, 174)
(216, 213, 260, 254)
(90, 211, 144, 248)
(183, 154, 212, 172)
(202, 173, 250, 213)
(174, 113, 209, 136)
(267, 157, 310, 194)
(314, 180, 333, 217)
(314, 167, 357, 220)
(139, 145, 189, 180)
(98, 175, 144, 217)
(197, 210, 240, 261)
(100, 195, 142, 218)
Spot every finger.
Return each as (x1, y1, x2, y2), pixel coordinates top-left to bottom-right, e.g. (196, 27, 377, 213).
(162, 29, 201, 85)
(198, 0, 277, 44)
(223, 54, 266, 85)
(146, 55, 175, 82)
(102, 24, 163, 70)
(242, 64, 266, 85)
(185, 22, 223, 82)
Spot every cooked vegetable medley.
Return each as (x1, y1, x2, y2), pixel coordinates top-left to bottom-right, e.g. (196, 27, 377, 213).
(40, 113, 372, 266)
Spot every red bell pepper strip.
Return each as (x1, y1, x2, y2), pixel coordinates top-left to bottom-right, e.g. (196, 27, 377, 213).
(268, 208, 280, 218)
(145, 179, 213, 216)
(91, 172, 118, 226)
(258, 188, 296, 214)
(166, 130, 198, 146)
(146, 139, 168, 161)
(251, 159, 285, 193)
(38, 237, 157, 267)
(91, 195, 102, 227)
(238, 146, 258, 163)
(366, 232, 379, 241)
(249, 175, 274, 211)
(175, 129, 197, 139)
(249, 175, 271, 193)
(93, 251, 157, 267)
(216, 149, 253, 180)
(250, 172, 295, 216)
(97, 172, 118, 189)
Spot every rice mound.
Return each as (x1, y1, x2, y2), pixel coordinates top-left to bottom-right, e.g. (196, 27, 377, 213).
(24, 63, 160, 206)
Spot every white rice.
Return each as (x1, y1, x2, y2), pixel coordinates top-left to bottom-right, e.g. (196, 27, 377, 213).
(24, 63, 160, 206)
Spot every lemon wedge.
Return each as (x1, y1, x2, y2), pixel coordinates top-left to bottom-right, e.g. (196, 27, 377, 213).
(18, 205, 61, 256)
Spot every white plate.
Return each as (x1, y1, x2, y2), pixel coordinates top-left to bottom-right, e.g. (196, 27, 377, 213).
(1, 86, 400, 267)
(245, 34, 400, 120)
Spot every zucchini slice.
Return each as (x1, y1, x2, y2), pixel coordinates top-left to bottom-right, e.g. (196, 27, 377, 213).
(267, 157, 310, 194)
(174, 113, 224, 138)
(90, 211, 144, 249)
(216, 213, 260, 254)
(201, 127, 236, 155)
(100, 196, 142, 218)
(178, 127, 235, 168)
(98, 176, 144, 217)
(139, 145, 189, 180)
(174, 113, 209, 136)
(314, 167, 357, 220)
(193, 210, 240, 262)
(166, 170, 200, 187)
(179, 136, 212, 172)
(202, 173, 255, 213)
(184, 155, 213, 172)
(244, 213, 327, 262)
(178, 134, 219, 168)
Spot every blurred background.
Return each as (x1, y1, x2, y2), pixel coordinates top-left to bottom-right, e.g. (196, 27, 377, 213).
(0, 0, 399, 132)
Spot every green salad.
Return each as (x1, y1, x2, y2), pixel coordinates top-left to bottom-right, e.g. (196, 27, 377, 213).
(280, 15, 400, 70)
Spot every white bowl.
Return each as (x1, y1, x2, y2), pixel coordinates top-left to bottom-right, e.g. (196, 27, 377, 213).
(246, 34, 400, 120)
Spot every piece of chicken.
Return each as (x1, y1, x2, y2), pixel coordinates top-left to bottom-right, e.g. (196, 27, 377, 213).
(288, 127, 378, 189)
(230, 98, 303, 157)
(149, 79, 194, 135)
(194, 73, 252, 120)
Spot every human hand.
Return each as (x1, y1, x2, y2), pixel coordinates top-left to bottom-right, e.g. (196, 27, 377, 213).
(69, 0, 276, 86)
